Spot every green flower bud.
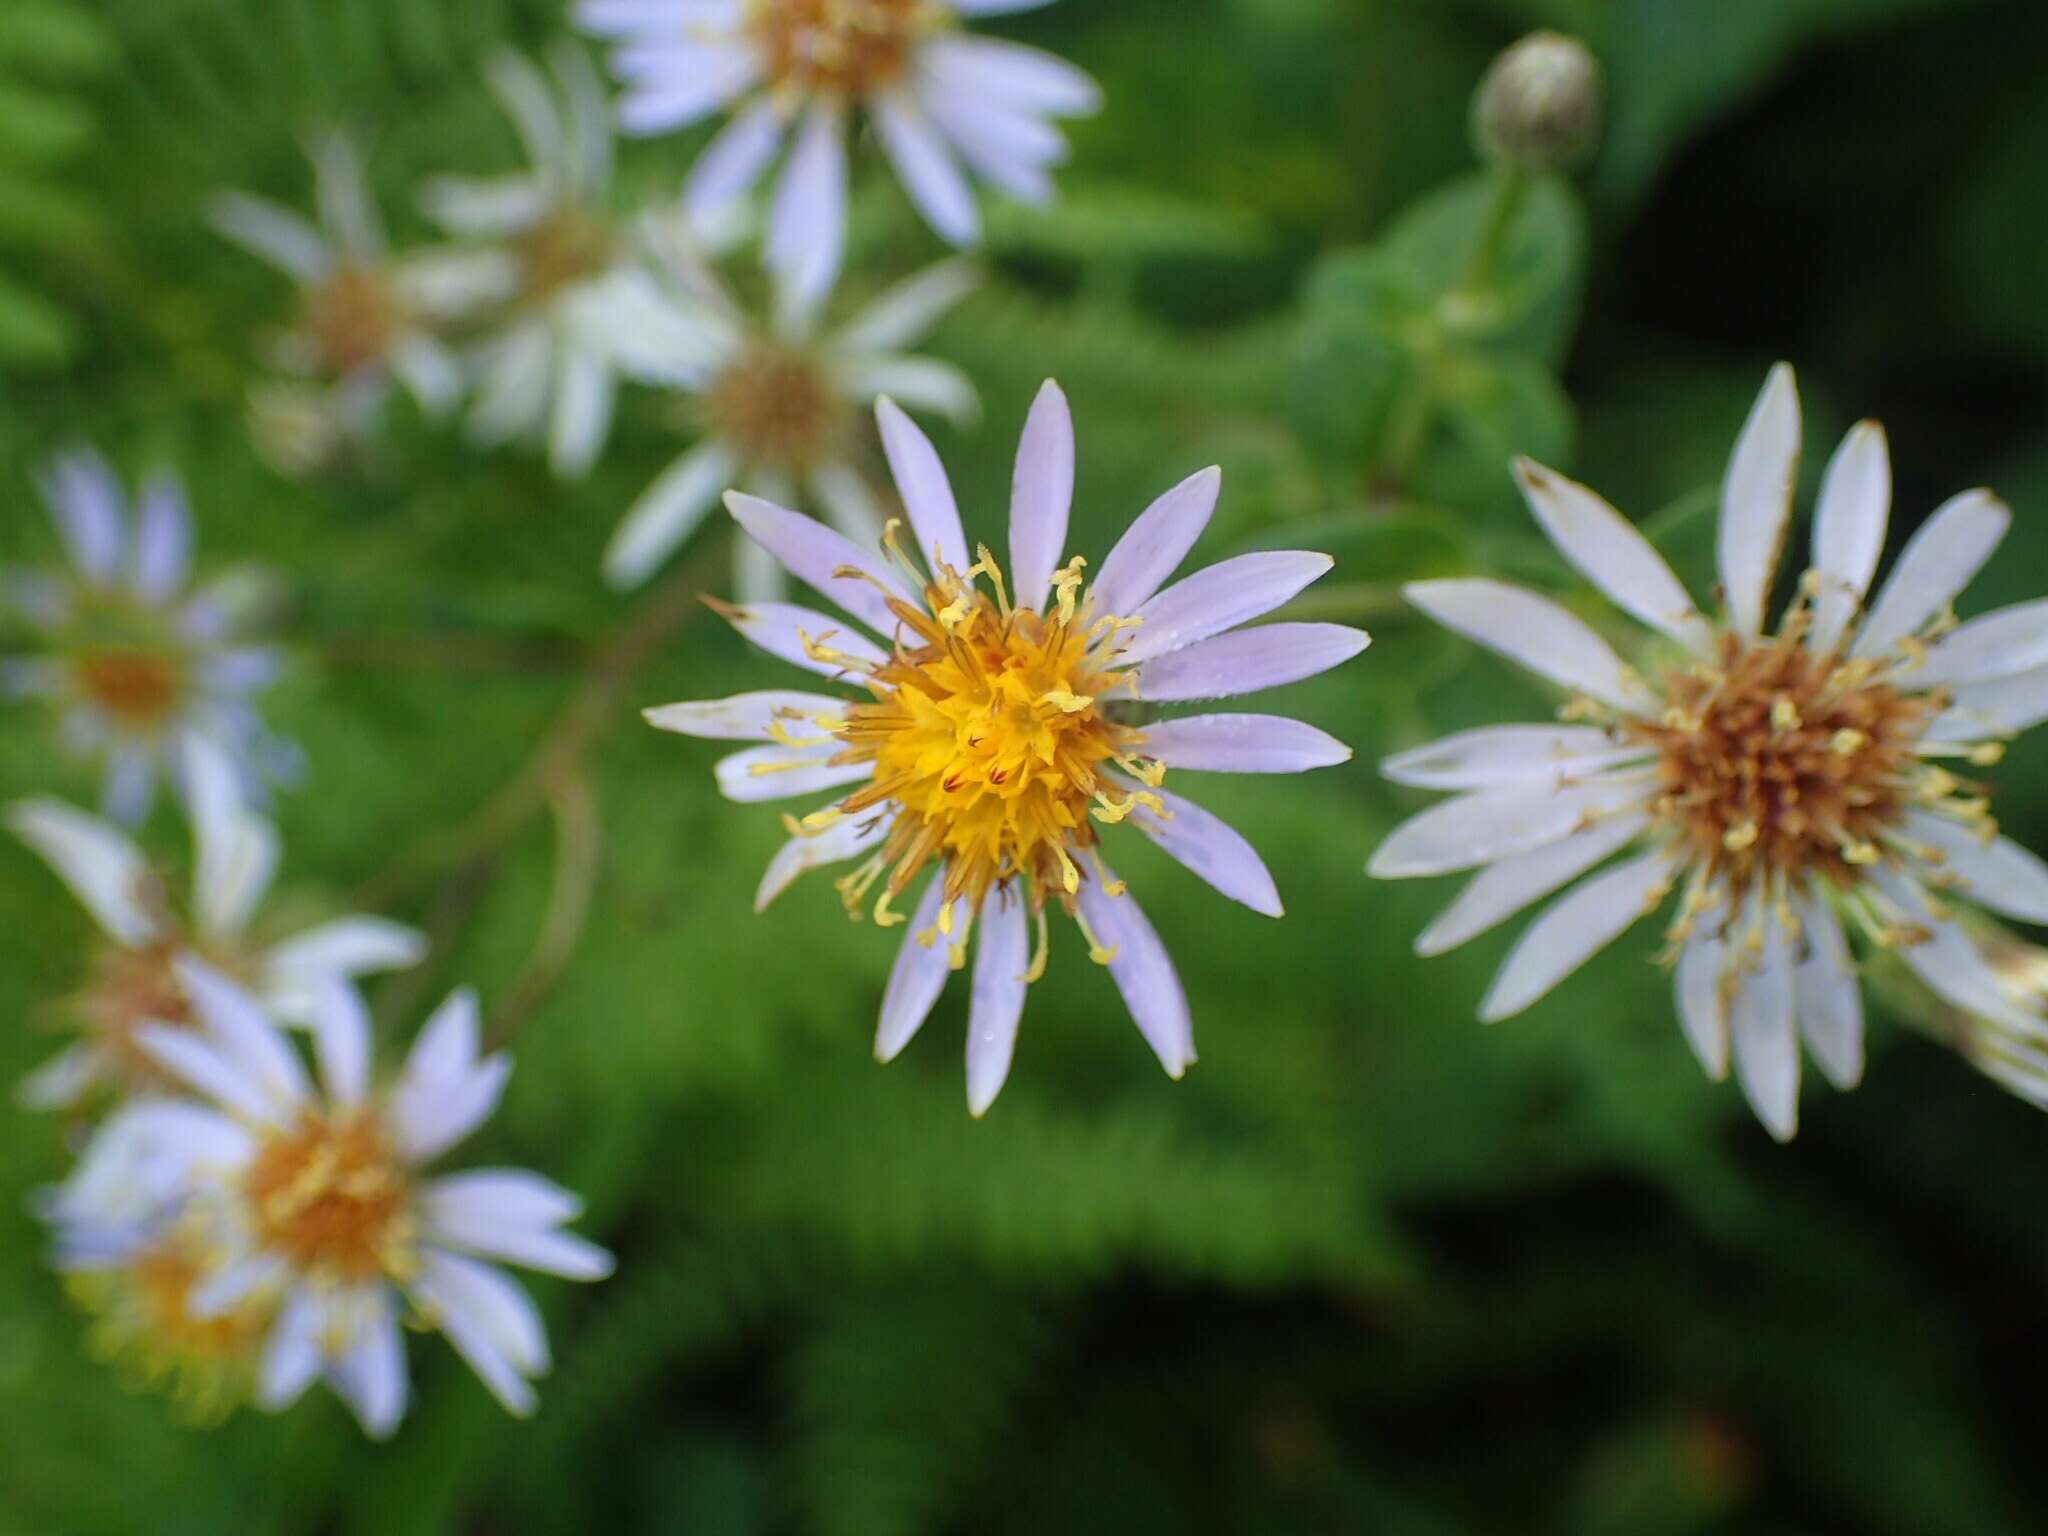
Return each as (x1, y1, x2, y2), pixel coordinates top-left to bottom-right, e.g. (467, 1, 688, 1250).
(1472, 31, 1603, 175)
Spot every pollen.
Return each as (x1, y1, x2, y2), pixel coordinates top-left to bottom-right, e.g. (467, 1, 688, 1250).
(1624, 619, 1950, 898)
(821, 537, 1162, 931)
(705, 345, 845, 469)
(243, 1112, 414, 1285)
(75, 649, 185, 729)
(748, 0, 936, 100)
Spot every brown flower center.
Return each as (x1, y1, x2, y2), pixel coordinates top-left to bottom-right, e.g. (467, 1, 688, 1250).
(515, 207, 616, 304)
(706, 345, 845, 469)
(749, 0, 933, 97)
(1625, 631, 1943, 893)
(244, 1112, 412, 1284)
(301, 265, 400, 374)
(76, 649, 185, 728)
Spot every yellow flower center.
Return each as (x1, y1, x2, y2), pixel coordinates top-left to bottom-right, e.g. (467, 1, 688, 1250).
(792, 533, 1165, 963)
(705, 345, 845, 469)
(76, 648, 186, 729)
(749, 0, 937, 99)
(244, 1112, 413, 1285)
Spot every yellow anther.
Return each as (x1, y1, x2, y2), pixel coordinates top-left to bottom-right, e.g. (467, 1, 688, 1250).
(1771, 697, 1802, 732)
(1040, 688, 1094, 715)
(1723, 821, 1760, 853)
(1832, 729, 1868, 755)
(1970, 742, 2007, 767)
(1843, 841, 1880, 866)
(1022, 909, 1050, 984)
(873, 886, 906, 928)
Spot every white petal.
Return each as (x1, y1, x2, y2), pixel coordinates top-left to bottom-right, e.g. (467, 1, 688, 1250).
(39, 449, 124, 587)
(838, 357, 977, 424)
(920, 35, 1099, 113)
(1381, 724, 1650, 791)
(390, 990, 511, 1163)
(965, 887, 1030, 1116)
(177, 956, 310, 1112)
(5, 798, 160, 947)
(1870, 868, 2044, 1030)
(548, 349, 615, 478)
(765, 105, 848, 321)
(550, 36, 614, 194)
(918, 87, 1058, 203)
(1902, 811, 2048, 925)
(102, 750, 158, 827)
(1853, 489, 2011, 659)
(1122, 779, 1283, 918)
(834, 258, 981, 355)
(422, 1172, 612, 1281)
(259, 1290, 326, 1409)
(1674, 922, 1733, 1081)
(1793, 891, 1863, 1091)
(1141, 713, 1351, 774)
(183, 732, 276, 939)
(1808, 421, 1891, 653)
(1718, 363, 1802, 638)
(1913, 598, 2048, 688)
(16, 1043, 103, 1110)
(713, 598, 889, 679)
(605, 440, 740, 589)
(616, 44, 759, 136)
(875, 397, 969, 573)
(1137, 623, 1369, 703)
(756, 811, 889, 911)
(414, 1250, 548, 1411)
(1513, 458, 1711, 650)
(307, 979, 372, 1107)
(644, 690, 849, 741)
(1478, 850, 1674, 1021)
(389, 336, 466, 418)
(1416, 812, 1648, 957)
(1370, 779, 1652, 879)
(136, 1025, 286, 1127)
(485, 50, 567, 174)
(684, 99, 784, 224)
(809, 461, 887, 549)
(1729, 918, 1800, 1141)
(1090, 467, 1220, 619)
(1077, 871, 1194, 1078)
(312, 133, 383, 255)
(328, 1291, 410, 1440)
(726, 491, 917, 636)
(714, 742, 870, 803)
(1120, 552, 1334, 667)
(263, 917, 427, 990)
(873, 93, 979, 247)
(1927, 665, 2048, 741)
(466, 324, 554, 445)
(875, 879, 960, 1063)
(207, 192, 332, 282)
(131, 475, 192, 601)
(1403, 579, 1654, 712)
(417, 174, 552, 237)
(1007, 380, 1075, 613)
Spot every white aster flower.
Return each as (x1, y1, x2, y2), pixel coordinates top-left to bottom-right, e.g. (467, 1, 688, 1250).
(1, 447, 295, 823)
(129, 963, 614, 1438)
(38, 1099, 279, 1422)
(604, 240, 979, 595)
(646, 381, 1366, 1113)
(579, 0, 1101, 313)
(6, 734, 425, 1111)
(210, 132, 516, 471)
(421, 42, 709, 478)
(1370, 364, 2048, 1140)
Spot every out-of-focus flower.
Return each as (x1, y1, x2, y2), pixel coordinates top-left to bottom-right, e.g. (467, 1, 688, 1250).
(646, 381, 1365, 1113)
(420, 43, 708, 478)
(579, 0, 1100, 313)
(130, 964, 613, 1438)
(1, 448, 295, 823)
(40, 1101, 277, 1422)
(604, 240, 979, 596)
(6, 735, 425, 1111)
(1914, 921, 2048, 1109)
(210, 133, 516, 473)
(1371, 364, 2048, 1139)
(1471, 31, 1602, 175)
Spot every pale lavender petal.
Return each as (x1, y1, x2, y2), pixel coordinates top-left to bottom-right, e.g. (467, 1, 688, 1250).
(644, 690, 849, 741)
(876, 397, 969, 573)
(40, 449, 125, 586)
(1141, 713, 1351, 774)
(1077, 869, 1194, 1078)
(765, 104, 848, 320)
(102, 750, 158, 828)
(616, 44, 758, 134)
(176, 956, 310, 1111)
(1090, 467, 1219, 618)
(1122, 780, 1282, 918)
(307, 978, 372, 1107)
(922, 36, 1101, 114)
(873, 93, 979, 247)
(327, 1291, 409, 1440)
(1007, 381, 1074, 612)
(131, 475, 192, 600)
(1119, 552, 1334, 667)
(756, 811, 889, 911)
(684, 99, 784, 225)
(714, 742, 871, 803)
(714, 599, 889, 679)
(965, 887, 1030, 1116)
(1138, 623, 1369, 702)
(726, 492, 916, 637)
(875, 878, 960, 1063)
(411, 1251, 542, 1416)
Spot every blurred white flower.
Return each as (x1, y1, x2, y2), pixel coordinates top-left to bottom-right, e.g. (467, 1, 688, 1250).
(647, 382, 1366, 1114)
(130, 964, 614, 1439)
(1, 447, 296, 823)
(420, 43, 708, 478)
(604, 239, 979, 597)
(210, 132, 517, 473)
(1371, 364, 2048, 1140)
(579, 0, 1100, 313)
(6, 734, 425, 1111)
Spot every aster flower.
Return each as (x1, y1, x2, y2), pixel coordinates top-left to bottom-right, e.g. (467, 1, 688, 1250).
(127, 963, 614, 1438)
(579, 0, 1101, 313)
(209, 133, 516, 471)
(604, 241, 979, 595)
(646, 381, 1365, 1113)
(1, 447, 294, 822)
(420, 43, 709, 478)
(1370, 364, 2048, 1139)
(39, 1100, 278, 1422)
(6, 735, 425, 1111)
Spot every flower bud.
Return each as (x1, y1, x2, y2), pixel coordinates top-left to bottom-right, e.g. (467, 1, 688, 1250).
(1472, 31, 1602, 175)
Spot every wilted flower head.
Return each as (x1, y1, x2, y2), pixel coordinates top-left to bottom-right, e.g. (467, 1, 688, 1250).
(1, 448, 295, 823)
(579, 0, 1101, 312)
(421, 43, 708, 477)
(604, 238, 979, 595)
(210, 133, 516, 472)
(647, 381, 1365, 1113)
(1372, 364, 2048, 1139)
(124, 965, 613, 1438)
(1472, 30, 1602, 174)
(7, 734, 424, 1111)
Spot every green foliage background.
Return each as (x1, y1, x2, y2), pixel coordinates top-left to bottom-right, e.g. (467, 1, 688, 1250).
(6, 0, 2048, 1530)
